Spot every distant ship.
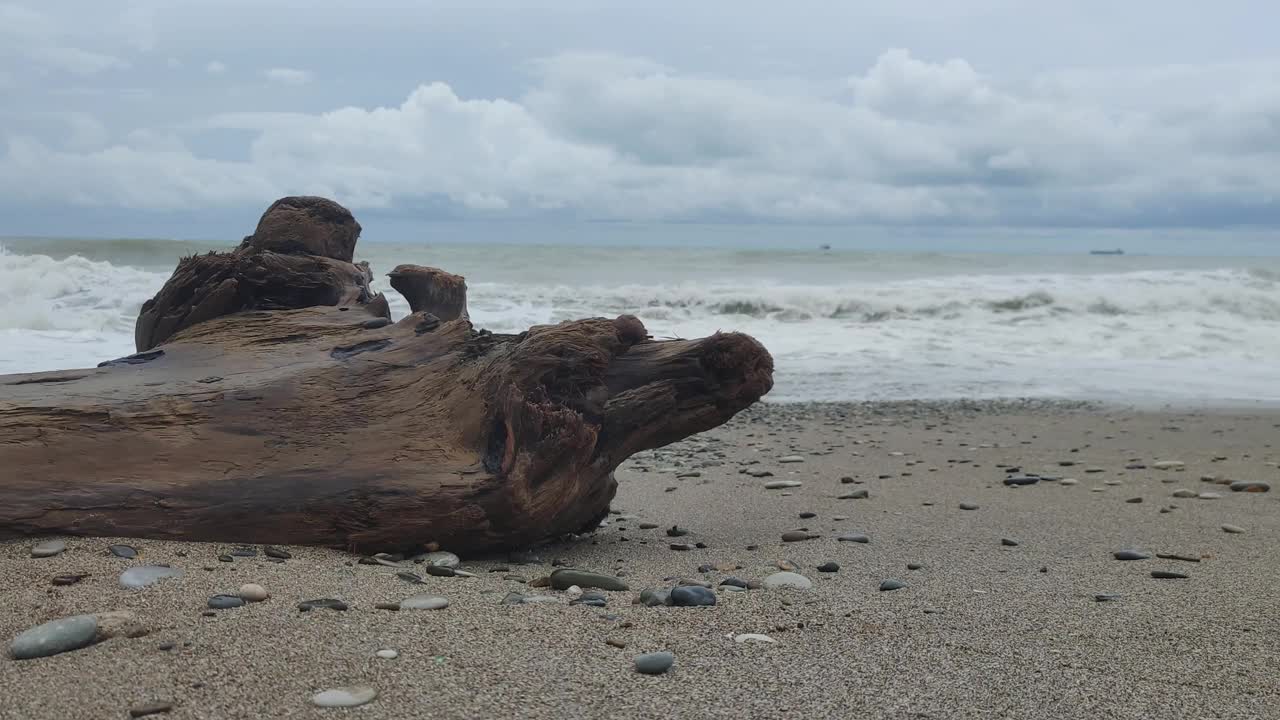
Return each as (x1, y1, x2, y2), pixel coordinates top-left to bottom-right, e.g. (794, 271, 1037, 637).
(1089, 249, 1125, 255)
(819, 244, 832, 251)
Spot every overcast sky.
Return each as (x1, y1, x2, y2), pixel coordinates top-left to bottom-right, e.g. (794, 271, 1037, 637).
(1, 0, 1278, 238)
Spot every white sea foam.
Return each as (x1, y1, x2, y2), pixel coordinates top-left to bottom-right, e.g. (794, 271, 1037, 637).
(4, 240, 1280, 404)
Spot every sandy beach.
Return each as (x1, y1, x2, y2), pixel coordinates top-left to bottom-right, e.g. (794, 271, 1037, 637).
(2, 400, 1277, 720)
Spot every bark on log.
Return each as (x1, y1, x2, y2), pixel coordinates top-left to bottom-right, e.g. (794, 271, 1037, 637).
(0, 197, 773, 554)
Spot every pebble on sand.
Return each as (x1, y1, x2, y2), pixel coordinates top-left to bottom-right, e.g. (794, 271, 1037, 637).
(550, 569, 629, 592)
(634, 651, 675, 675)
(120, 566, 184, 589)
(1094, 594, 1122, 602)
(839, 489, 870, 499)
(419, 551, 461, 568)
(374, 649, 399, 659)
(208, 595, 245, 609)
(817, 562, 840, 572)
(31, 540, 67, 558)
(669, 586, 717, 607)
(1001, 538, 1019, 547)
(109, 544, 138, 559)
(959, 502, 980, 510)
(1221, 524, 1246, 534)
(778, 455, 806, 464)
(1113, 550, 1150, 561)
(781, 531, 816, 542)
(734, 633, 776, 643)
(837, 532, 870, 543)
(1151, 570, 1189, 579)
(238, 584, 269, 602)
(9, 614, 99, 660)
(764, 480, 803, 489)
(400, 595, 449, 610)
(879, 579, 908, 591)
(1229, 481, 1270, 493)
(1152, 461, 1186, 470)
(763, 572, 813, 590)
(311, 686, 378, 708)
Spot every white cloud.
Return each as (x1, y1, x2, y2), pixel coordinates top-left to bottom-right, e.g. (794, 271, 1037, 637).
(1, 50, 1278, 227)
(205, 60, 227, 75)
(264, 67, 311, 85)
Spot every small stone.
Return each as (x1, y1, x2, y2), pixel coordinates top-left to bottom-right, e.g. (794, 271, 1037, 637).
(1001, 538, 1019, 547)
(419, 551, 461, 568)
(9, 614, 100, 660)
(817, 562, 839, 573)
(1229, 481, 1270, 493)
(397, 572, 424, 584)
(571, 591, 608, 607)
(1126, 497, 1143, 504)
(638, 523, 659, 530)
(1222, 524, 1246, 534)
(1156, 553, 1201, 562)
(781, 531, 815, 542)
(839, 489, 870, 499)
(762, 572, 812, 590)
(207, 595, 245, 609)
(778, 455, 805, 464)
(298, 598, 348, 612)
(734, 633, 776, 643)
(1151, 570, 1188, 579)
(550, 569, 629, 592)
(263, 546, 291, 559)
(775, 559, 799, 571)
(375, 649, 399, 659)
(669, 543, 694, 551)
(606, 638, 627, 649)
(31, 540, 67, 558)
(798, 511, 817, 519)
(959, 502, 980, 510)
(1197, 492, 1222, 500)
(1113, 550, 1150, 561)
(109, 544, 138, 559)
(400, 595, 449, 610)
(312, 686, 378, 708)
(764, 480, 803, 489)
(665, 526, 689, 537)
(1003, 476, 1040, 486)
(238, 584, 269, 602)
(637, 588, 672, 607)
(670, 586, 717, 607)
(837, 532, 870, 543)
(374, 602, 400, 611)
(425, 565, 457, 577)
(1171, 489, 1197, 498)
(120, 566, 184, 589)
(746, 469, 774, 478)
(720, 577, 749, 589)
(1060, 479, 1079, 486)
(217, 554, 233, 563)
(879, 579, 907, 591)
(907, 563, 923, 570)
(1152, 461, 1185, 470)
(230, 547, 257, 557)
(635, 651, 675, 675)
(52, 574, 88, 586)
(128, 702, 173, 718)
(1094, 594, 1122, 602)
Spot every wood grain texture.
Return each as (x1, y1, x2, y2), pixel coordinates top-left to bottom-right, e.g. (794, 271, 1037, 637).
(0, 198, 773, 553)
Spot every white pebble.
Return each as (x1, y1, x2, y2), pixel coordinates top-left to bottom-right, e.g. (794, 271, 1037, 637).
(734, 633, 777, 643)
(374, 649, 399, 659)
(238, 584, 269, 602)
(312, 686, 378, 708)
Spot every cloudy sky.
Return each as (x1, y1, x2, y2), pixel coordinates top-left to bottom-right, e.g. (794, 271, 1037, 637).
(1, 0, 1277, 239)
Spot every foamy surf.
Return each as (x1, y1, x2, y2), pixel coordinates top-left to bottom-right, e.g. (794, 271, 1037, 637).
(3, 240, 1280, 405)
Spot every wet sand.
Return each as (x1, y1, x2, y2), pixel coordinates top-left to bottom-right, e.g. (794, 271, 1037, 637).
(2, 401, 1277, 719)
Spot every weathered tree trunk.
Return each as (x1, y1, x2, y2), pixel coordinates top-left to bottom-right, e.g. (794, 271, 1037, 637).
(0, 197, 772, 553)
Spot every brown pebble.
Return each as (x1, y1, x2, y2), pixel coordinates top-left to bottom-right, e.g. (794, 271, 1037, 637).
(781, 531, 815, 542)
(529, 577, 551, 587)
(605, 638, 627, 649)
(374, 602, 401, 611)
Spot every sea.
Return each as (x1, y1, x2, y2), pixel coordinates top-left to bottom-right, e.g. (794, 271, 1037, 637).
(3, 234, 1280, 406)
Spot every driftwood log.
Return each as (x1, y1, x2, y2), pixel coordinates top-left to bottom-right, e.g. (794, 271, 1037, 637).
(0, 197, 773, 553)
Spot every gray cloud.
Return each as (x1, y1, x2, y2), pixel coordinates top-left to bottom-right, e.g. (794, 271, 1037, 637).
(0, 0, 1277, 231)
